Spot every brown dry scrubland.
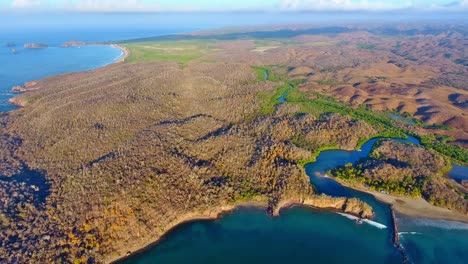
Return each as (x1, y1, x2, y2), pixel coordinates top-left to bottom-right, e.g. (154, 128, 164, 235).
(1, 25, 467, 263)
(201, 28, 468, 147)
(0, 62, 375, 263)
(331, 140, 467, 215)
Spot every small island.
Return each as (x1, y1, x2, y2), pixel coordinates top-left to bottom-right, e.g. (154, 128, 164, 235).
(1, 24, 467, 263)
(24, 42, 48, 49)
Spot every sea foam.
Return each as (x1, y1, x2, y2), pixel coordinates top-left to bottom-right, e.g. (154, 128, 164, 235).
(337, 213, 387, 229)
(397, 217, 468, 231)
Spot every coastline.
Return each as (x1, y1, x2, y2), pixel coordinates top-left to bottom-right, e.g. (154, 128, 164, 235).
(107, 198, 268, 264)
(4, 37, 467, 263)
(5, 43, 129, 109)
(107, 194, 372, 264)
(109, 44, 129, 64)
(335, 178, 468, 224)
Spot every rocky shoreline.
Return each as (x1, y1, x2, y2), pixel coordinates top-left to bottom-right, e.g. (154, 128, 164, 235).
(108, 194, 373, 263)
(336, 178, 468, 224)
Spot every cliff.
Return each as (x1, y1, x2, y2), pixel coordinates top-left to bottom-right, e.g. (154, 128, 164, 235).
(275, 194, 373, 219)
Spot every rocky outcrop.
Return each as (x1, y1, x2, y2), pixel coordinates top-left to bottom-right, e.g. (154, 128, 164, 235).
(275, 194, 374, 219)
(24, 43, 48, 49)
(7, 98, 26, 107)
(305, 195, 373, 218)
(11, 82, 39, 93)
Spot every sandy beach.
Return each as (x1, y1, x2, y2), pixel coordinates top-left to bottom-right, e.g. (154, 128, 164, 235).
(336, 179, 468, 224)
(110, 44, 129, 63)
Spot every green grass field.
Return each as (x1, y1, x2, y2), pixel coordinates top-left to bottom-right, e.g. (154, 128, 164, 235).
(122, 40, 217, 64)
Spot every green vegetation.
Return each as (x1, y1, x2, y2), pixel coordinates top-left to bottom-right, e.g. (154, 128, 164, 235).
(252, 66, 285, 82)
(307, 41, 336, 47)
(329, 140, 467, 213)
(285, 88, 405, 136)
(122, 40, 216, 64)
(257, 84, 290, 115)
(417, 135, 468, 164)
(252, 66, 267, 81)
(357, 44, 376, 50)
(281, 86, 467, 164)
(253, 38, 300, 47)
(331, 163, 424, 198)
(367, 76, 387, 83)
(295, 144, 339, 167)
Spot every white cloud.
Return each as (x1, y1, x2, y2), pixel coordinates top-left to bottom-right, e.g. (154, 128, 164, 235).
(277, 0, 468, 11)
(8, 0, 207, 12)
(7, 0, 468, 12)
(11, 0, 42, 8)
(72, 0, 166, 12)
(278, 0, 413, 11)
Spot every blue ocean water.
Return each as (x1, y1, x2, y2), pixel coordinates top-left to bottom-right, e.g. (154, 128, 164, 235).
(0, 15, 467, 263)
(0, 44, 123, 111)
(124, 136, 468, 264)
(122, 206, 401, 264)
(0, 26, 196, 112)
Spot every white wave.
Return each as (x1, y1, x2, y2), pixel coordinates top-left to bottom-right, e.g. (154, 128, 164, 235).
(398, 217, 468, 231)
(112, 50, 124, 63)
(337, 213, 387, 229)
(362, 219, 387, 229)
(398, 232, 421, 235)
(337, 212, 360, 221)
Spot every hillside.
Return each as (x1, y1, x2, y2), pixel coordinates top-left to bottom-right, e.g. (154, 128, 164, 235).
(1, 24, 467, 263)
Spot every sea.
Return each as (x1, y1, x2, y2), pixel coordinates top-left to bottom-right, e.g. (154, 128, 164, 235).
(1, 13, 467, 264)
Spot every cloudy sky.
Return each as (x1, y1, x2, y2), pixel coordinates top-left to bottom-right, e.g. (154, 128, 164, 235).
(1, 0, 467, 12)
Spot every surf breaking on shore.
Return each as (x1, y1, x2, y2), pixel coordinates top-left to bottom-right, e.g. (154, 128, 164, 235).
(337, 213, 387, 229)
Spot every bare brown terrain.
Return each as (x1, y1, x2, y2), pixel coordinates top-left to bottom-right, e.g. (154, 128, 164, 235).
(0, 24, 467, 263)
(170, 25, 468, 146)
(0, 61, 375, 263)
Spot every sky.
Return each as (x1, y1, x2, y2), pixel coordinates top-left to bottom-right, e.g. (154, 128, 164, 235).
(0, 0, 467, 12)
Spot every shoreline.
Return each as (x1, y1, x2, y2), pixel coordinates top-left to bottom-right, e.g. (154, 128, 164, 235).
(334, 178, 468, 224)
(5, 43, 129, 110)
(109, 44, 129, 64)
(107, 198, 267, 263)
(108, 194, 372, 263)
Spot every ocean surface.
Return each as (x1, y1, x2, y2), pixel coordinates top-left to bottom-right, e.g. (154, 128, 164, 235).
(0, 27, 196, 112)
(1, 19, 467, 264)
(124, 136, 468, 264)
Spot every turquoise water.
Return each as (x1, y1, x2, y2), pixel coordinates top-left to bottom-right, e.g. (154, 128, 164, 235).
(1, 25, 466, 264)
(122, 136, 468, 264)
(397, 214, 468, 264)
(122, 206, 401, 264)
(0, 44, 123, 112)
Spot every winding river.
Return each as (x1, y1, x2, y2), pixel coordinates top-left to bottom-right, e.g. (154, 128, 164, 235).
(121, 71, 468, 264)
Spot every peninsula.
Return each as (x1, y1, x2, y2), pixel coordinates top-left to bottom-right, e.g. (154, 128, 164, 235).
(0, 24, 467, 263)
